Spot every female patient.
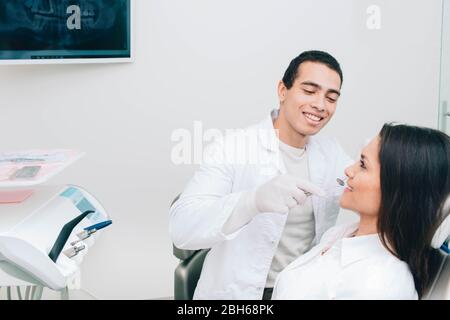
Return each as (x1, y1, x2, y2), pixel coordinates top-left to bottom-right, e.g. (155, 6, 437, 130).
(273, 123, 450, 299)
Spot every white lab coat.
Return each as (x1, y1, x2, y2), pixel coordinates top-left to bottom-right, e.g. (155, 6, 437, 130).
(272, 222, 418, 299)
(169, 109, 352, 299)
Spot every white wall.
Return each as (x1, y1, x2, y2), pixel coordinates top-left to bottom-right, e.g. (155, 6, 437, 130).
(0, 0, 443, 299)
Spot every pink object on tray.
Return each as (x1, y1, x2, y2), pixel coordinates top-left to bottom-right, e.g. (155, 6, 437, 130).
(0, 189, 34, 204)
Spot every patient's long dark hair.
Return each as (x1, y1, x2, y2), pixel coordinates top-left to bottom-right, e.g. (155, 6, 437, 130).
(378, 123, 450, 298)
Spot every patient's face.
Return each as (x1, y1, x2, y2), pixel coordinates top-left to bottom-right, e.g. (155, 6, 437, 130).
(340, 136, 381, 217)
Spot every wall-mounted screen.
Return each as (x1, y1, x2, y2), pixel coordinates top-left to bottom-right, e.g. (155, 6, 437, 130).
(0, 0, 132, 64)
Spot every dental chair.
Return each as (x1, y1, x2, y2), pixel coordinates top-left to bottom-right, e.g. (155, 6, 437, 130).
(170, 195, 209, 300)
(423, 196, 450, 300)
(424, 245, 450, 299)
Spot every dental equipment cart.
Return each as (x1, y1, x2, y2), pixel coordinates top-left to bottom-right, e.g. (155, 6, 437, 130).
(0, 150, 111, 300)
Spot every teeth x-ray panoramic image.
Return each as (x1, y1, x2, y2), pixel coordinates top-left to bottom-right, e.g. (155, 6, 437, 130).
(0, 0, 128, 51)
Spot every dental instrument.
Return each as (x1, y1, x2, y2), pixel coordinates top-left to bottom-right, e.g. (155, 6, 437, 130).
(336, 177, 348, 187)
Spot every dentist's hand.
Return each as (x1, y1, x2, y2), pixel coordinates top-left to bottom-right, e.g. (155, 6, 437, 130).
(254, 174, 326, 214)
(222, 174, 326, 235)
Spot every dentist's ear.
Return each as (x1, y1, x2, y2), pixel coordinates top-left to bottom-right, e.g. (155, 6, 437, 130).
(278, 80, 287, 103)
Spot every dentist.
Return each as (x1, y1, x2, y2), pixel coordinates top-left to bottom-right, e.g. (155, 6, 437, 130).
(169, 50, 352, 299)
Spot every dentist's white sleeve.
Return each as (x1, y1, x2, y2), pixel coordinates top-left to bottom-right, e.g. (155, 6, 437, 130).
(169, 142, 248, 250)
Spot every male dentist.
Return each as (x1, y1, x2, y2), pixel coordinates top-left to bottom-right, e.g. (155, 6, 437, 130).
(170, 50, 352, 299)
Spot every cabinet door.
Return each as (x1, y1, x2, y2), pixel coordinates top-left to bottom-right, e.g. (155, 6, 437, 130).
(440, 0, 450, 134)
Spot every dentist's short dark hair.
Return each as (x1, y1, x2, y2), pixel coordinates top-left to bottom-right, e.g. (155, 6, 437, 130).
(282, 50, 343, 89)
(378, 123, 450, 299)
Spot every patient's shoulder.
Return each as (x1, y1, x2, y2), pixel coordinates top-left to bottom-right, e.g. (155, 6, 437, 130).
(357, 253, 418, 299)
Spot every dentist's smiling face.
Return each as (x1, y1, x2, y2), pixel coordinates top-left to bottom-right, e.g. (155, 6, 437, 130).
(340, 137, 382, 217)
(278, 61, 341, 137)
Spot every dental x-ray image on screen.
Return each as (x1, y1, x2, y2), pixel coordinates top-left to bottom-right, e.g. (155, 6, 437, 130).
(0, 0, 131, 63)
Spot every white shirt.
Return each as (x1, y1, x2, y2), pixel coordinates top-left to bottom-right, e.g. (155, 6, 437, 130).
(265, 139, 315, 287)
(169, 109, 352, 299)
(273, 222, 418, 300)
